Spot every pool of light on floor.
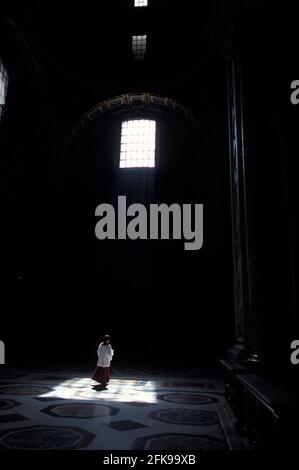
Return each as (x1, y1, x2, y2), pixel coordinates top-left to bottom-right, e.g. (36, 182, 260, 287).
(38, 378, 158, 403)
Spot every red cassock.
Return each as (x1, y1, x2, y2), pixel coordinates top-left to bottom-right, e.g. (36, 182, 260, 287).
(91, 366, 110, 384)
(92, 342, 114, 384)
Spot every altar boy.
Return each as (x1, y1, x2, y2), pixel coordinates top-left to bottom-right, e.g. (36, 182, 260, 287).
(91, 335, 114, 388)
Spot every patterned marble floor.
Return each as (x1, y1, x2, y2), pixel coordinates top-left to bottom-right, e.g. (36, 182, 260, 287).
(0, 367, 247, 450)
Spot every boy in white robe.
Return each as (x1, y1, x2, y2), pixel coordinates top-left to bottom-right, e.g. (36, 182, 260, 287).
(91, 335, 114, 387)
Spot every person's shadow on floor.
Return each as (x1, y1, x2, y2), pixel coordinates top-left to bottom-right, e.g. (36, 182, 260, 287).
(92, 384, 108, 391)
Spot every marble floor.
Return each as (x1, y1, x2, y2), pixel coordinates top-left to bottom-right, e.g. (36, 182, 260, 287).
(0, 367, 247, 450)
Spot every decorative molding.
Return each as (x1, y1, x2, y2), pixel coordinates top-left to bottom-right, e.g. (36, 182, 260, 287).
(72, 93, 195, 137)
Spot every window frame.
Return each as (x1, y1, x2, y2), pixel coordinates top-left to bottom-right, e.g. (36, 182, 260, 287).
(116, 116, 160, 171)
(134, 0, 148, 7)
(132, 34, 147, 61)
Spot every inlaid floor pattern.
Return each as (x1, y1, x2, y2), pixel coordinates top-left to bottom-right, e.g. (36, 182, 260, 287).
(0, 367, 246, 450)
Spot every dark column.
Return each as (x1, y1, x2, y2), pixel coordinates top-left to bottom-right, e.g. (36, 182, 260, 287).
(226, 54, 259, 362)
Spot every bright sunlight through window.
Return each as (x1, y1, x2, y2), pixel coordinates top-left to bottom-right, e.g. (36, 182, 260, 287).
(134, 0, 148, 7)
(120, 119, 156, 168)
(39, 378, 158, 403)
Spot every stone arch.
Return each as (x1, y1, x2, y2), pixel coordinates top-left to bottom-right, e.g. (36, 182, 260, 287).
(71, 93, 199, 134)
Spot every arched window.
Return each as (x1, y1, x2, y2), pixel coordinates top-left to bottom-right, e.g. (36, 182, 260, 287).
(0, 59, 9, 122)
(120, 119, 156, 168)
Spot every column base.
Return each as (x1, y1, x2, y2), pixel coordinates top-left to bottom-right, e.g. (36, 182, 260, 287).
(226, 337, 247, 360)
